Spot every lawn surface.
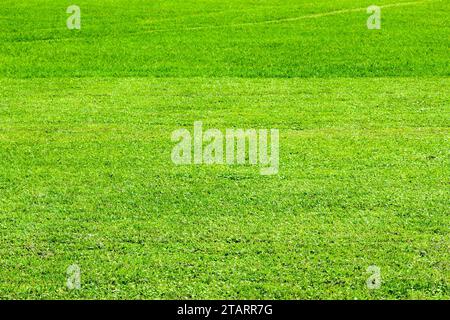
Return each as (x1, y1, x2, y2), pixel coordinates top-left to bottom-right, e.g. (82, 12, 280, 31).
(0, 0, 448, 299)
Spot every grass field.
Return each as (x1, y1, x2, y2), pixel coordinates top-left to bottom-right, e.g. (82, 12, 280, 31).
(0, 0, 448, 299)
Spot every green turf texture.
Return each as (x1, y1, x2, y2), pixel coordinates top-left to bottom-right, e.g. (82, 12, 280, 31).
(0, 0, 448, 299)
(0, 0, 448, 78)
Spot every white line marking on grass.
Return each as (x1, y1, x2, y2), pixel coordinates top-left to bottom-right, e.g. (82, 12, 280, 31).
(246, 0, 434, 25)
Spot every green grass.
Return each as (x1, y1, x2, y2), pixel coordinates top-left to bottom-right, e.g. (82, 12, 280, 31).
(0, 0, 448, 77)
(0, 0, 448, 299)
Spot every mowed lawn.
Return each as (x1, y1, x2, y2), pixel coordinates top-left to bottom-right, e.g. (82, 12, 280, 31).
(0, 0, 449, 299)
